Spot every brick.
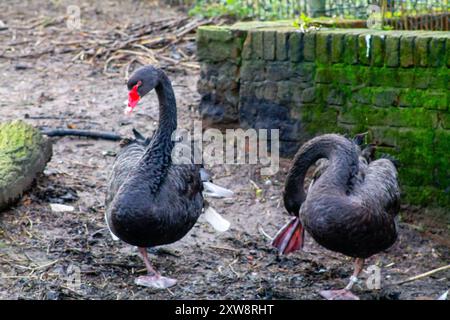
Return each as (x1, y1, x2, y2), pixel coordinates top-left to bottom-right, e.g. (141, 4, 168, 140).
(240, 60, 266, 81)
(291, 62, 315, 82)
(400, 35, 415, 67)
(289, 32, 303, 62)
(358, 34, 371, 65)
(276, 81, 294, 104)
(385, 34, 400, 67)
(331, 33, 344, 63)
(303, 33, 316, 62)
(266, 62, 291, 81)
(429, 37, 446, 67)
(343, 33, 359, 65)
(371, 34, 385, 67)
(263, 31, 276, 60)
(316, 33, 330, 64)
(252, 31, 264, 59)
(276, 31, 289, 61)
(413, 69, 431, 89)
(372, 88, 399, 107)
(414, 36, 430, 67)
(423, 91, 448, 111)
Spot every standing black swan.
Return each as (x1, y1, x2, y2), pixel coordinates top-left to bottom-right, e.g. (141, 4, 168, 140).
(105, 65, 232, 289)
(272, 133, 400, 300)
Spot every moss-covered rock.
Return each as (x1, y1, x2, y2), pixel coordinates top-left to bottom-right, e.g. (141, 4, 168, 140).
(0, 120, 52, 210)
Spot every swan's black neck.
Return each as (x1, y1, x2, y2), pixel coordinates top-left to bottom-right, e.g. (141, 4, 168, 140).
(154, 71, 177, 137)
(139, 70, 177, 193)
(283, 134, 359, 214)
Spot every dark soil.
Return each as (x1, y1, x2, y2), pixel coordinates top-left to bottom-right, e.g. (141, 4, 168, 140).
(0, 0, 448, 300)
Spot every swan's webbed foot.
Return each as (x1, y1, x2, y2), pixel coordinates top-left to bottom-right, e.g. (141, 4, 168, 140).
(320, 289, 360, 300)
(136, 246, 177, 289)
(320, 258, 364, 300)
(135, 275, 177, 289)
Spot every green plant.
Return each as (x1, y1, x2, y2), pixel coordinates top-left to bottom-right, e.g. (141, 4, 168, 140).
(293, 12, 313, 29)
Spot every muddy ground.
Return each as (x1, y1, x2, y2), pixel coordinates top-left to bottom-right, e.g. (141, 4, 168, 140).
(0, 0, 448, 300)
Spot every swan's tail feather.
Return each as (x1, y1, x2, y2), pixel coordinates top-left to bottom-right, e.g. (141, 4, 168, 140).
(204, 206, 230, 232)
(271, 217, 304, 255)
(203, 181, 234, 198)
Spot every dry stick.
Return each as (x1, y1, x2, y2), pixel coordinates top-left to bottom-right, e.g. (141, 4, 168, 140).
(41, 129, 123, 141)
(393, 264, 450, 286)
(13, 16, 66, 30)
(0, 48, 54, 59)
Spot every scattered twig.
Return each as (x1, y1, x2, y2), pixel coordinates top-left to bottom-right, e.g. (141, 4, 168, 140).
(228, 258, 240, 278)
(393, 264, 450, 285)
(258, 224, 274, 241)
(209, 245, 239, 253)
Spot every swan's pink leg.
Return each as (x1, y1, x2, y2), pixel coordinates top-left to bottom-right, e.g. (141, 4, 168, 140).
(320, 258, 365, 300)
(134, 247, 177, 289)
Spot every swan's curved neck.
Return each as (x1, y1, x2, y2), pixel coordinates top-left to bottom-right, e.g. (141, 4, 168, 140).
(140, 71, 177, 193)
(283, 135, 359, 213)
(154, 72, 177, 138)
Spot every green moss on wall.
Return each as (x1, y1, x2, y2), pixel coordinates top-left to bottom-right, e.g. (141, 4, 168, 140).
(197, 24, 450, 209)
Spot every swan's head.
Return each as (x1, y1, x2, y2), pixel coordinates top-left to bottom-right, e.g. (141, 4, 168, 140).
(125, 65, 161, 114)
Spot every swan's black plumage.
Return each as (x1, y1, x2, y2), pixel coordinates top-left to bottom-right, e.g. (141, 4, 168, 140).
(277, 133, 400, 299)
(283, 133, 400, 258)
(105, 66, 203, 249)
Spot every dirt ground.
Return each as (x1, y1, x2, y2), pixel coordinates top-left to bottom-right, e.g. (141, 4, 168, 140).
(0, 0, 448, 300)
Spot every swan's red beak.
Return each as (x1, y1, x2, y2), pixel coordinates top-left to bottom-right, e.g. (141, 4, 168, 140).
(271, 217, 304, 255)
(126, 83, 141, 114)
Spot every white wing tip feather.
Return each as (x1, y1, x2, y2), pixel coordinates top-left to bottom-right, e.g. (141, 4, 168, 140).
(204, 206, 230, 233)
(202, 181, 234, 198)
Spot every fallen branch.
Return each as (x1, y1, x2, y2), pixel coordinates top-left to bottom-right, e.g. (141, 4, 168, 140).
(41, 128, 122, 141)
(393, 264, 450, 285)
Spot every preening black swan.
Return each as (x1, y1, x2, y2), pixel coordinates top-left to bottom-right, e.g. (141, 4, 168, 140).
(272, 133, 400, 300)
(105, 65, 232, 289)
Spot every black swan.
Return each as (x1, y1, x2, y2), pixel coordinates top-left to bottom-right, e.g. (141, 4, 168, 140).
(272, 133, 400, 300)
(105, 65, 232, 289)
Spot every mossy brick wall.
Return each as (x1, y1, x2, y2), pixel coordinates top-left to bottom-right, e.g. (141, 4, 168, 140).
(197, 22, 450, 207)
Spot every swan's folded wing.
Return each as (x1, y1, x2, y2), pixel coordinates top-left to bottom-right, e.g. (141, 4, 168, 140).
(105, 142, 146, 206)
(357, 158, 400, 217)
